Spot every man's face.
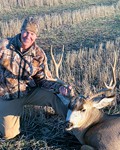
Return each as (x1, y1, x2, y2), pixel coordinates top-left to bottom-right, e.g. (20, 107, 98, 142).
(21, 30, 37, 49)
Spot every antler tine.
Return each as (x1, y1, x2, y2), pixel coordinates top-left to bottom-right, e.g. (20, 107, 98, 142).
(87, 88, 110, 101)
(58, 45, 64, 68)
(88, 52, 117, 101)
(50, 45, 64, 79)
(104, 52, 117, 90)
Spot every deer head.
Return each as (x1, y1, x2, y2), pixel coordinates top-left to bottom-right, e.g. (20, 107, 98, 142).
(66, 52, 117, 130)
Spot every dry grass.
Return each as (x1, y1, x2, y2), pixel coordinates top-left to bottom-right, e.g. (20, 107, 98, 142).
(0, 0, 117, 10)
(49, 41, 120, 97)
(0, 106, 80, 150)
(0, 1, 119, 37)
(0, 0, 82, 9)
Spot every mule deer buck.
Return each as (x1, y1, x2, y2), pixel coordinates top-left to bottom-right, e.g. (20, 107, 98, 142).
(66, 52, 120, 150)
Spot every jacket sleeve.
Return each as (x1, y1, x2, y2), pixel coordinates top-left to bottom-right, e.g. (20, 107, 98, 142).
(34, 49, 62, 93)
(0, 39, 19, 75)
(40, 79, 62, 93)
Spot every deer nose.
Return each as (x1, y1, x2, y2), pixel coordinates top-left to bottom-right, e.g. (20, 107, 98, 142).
(65, 121, 73, 129)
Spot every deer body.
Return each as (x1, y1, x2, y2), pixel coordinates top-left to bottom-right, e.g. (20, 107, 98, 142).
(84, 114, 120, 150)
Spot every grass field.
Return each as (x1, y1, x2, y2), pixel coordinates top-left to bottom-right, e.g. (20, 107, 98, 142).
(0, 0, 120, 149)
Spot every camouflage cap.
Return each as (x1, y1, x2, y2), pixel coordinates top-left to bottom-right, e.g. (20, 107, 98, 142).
(21, 16, 39, 35)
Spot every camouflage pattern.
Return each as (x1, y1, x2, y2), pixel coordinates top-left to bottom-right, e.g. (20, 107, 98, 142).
(0, 34, 62, 100)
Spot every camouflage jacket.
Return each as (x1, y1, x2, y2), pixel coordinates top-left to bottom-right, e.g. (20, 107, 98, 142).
(0, 34, 62, 100)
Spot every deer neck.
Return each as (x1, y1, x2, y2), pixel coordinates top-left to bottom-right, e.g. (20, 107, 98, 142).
(73, 109, 104, 144)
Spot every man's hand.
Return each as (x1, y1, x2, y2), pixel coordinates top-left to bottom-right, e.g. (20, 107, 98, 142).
(59, 85, 75, 97)
(0, 51, 3, 58)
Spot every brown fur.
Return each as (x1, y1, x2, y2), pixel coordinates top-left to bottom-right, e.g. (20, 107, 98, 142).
(67, 99, 120, 150)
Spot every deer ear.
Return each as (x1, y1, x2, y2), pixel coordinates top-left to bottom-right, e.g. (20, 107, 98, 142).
(93, 95, 115, 109)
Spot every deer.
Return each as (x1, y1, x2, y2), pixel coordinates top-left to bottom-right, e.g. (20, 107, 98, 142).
(65, 52, 120, 150)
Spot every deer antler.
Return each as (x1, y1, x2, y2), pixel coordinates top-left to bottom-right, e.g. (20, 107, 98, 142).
(104, 51, 117, 90)
(50, 45, 75, 97)
(45, 45, 66, 85)
(50, 45, 64, 79)
(88, 52, 117, 101)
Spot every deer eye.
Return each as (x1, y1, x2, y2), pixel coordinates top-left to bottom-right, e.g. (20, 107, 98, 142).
(81, 109, 86, 112)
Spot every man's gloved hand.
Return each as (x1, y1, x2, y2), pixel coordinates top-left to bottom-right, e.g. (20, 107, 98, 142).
(59, 85, 75, 97)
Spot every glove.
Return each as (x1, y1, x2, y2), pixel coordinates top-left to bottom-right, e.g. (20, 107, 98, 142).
(59, 85, 75, 97)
